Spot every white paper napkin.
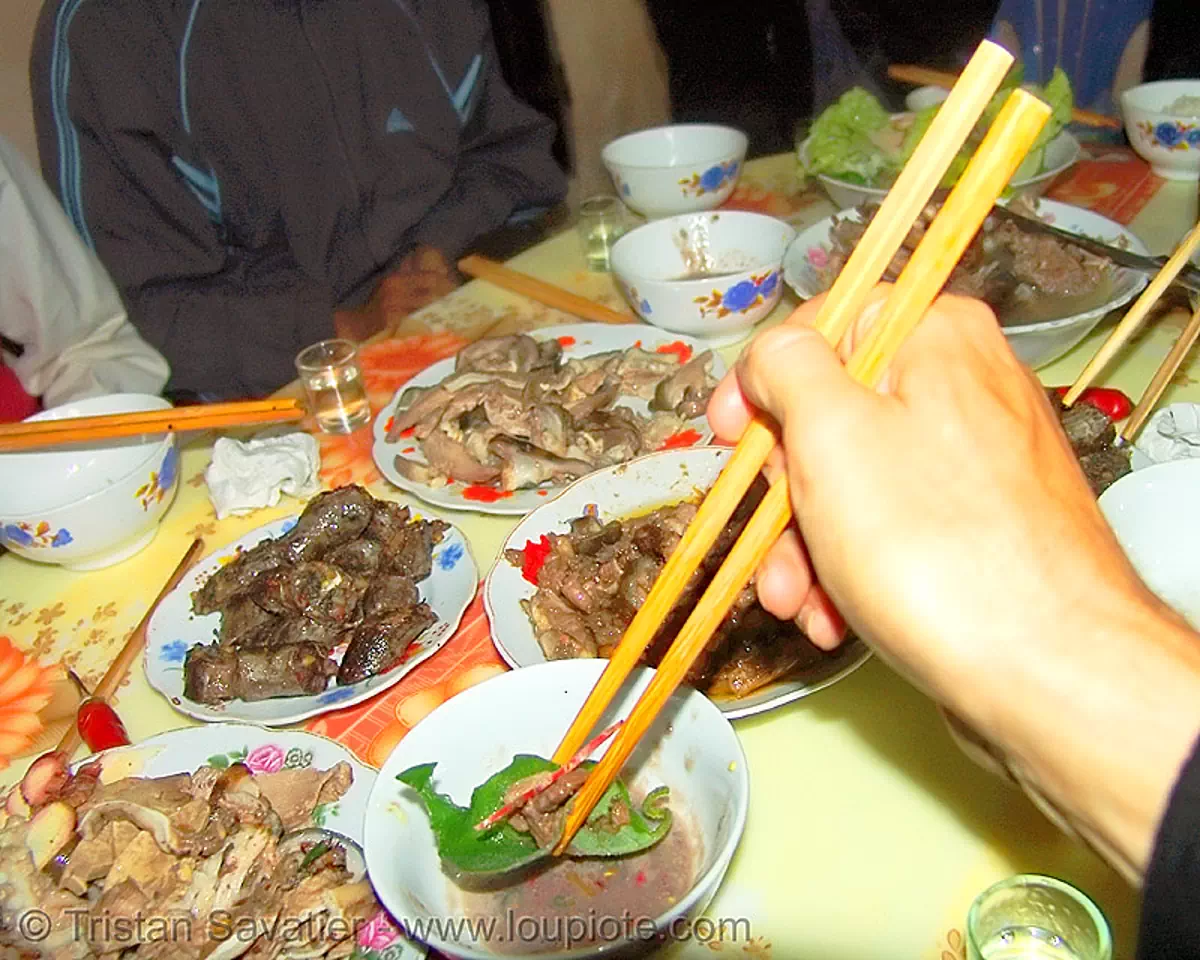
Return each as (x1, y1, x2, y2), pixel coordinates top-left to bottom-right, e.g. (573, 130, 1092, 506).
(205, 432, 321, 519)
(1133, 402, 1200, 467)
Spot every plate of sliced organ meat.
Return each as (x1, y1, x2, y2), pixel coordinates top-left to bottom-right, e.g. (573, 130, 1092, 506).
(371, 324, 726, 515)
(145, 485, 476, 725)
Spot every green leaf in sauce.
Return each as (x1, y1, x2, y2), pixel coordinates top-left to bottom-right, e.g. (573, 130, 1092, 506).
(398, 756, 672, 876)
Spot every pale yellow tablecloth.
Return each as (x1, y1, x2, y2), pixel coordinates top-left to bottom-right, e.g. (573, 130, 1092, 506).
(2, 153, 1198, 960)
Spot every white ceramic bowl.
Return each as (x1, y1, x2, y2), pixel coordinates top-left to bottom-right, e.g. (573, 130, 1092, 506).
(799, 123, 1080, 209)
(783, 199, 1150, 369)
(1121, 80, 1200, 181)
(365, 659, 749, 960)
(609, 211, 797, 343)
(1099, 459, 1200, 626)
(0, 394, 180, 570)
(601, 124, 748, 219)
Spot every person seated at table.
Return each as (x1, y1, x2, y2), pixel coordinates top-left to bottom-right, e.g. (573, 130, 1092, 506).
(707, 290, 1200, 956)
(0, 134, 169, 422)
(29, 0, 567, 401)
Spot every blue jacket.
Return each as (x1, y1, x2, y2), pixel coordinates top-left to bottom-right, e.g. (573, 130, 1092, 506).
(32, 0, 566, 397)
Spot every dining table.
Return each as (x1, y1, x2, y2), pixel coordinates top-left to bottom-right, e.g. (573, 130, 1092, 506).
(2, 141, 1198, 960)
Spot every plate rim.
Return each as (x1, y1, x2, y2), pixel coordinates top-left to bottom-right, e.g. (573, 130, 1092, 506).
(145, 513, 478, 726)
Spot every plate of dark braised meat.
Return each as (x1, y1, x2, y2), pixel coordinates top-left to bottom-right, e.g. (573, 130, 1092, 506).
(483, 447, 872, 719)
(146, 486, 477, 725)
(371, 324, 725, 516)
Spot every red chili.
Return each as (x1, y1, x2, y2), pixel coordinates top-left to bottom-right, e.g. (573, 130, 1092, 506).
(520, 535, 553, 586)
(1054, 386, 1133, 421)
(76, 698, 130, 752)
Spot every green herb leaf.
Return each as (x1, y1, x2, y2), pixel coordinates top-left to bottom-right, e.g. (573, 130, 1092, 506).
(398, 756, 672, 876)
(803, 87, 893, 184)
(300, 840, 331, 870)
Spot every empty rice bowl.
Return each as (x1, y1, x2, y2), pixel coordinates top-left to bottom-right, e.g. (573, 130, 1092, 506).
(798, 125, 1080, 209)
(601, 124, 748, 219)
(610, 211, 797, 342)
(364, 659, 749, 960)
(0, 393, 180, 569)
(1100, 459, 1200, 627)
(1121, 80, 1200, 181)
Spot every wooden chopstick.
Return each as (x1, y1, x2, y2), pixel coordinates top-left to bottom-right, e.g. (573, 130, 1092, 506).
(1062, 222, 1200, 407)
(57, 538, 204, 757)
(887, 63, 1122, 129)
(458, 254, 636, 325)
(551, 39, 1017, 769)
(1119, 302, 1200, 444)
(552, 85, 1050, 853)
(0, 399, 305, 452)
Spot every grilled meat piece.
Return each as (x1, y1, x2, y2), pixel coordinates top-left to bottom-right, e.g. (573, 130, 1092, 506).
(257, 561, 368, 626)
(235, 614, 341, 653)
(382, 518, 447, 582)
(650, 351, 716, 418)
(183, 642, 335, 703)
(324, 536, 384, 575)
(218, 594, 278, 646)
(490, 437, 594, 491)
(337, 604, 438, 684)
(1060, 402, 1116, 455)
(361, 574, 420, 619)
(1079, 448, 1132, 497)
(193, 486, 374, 613)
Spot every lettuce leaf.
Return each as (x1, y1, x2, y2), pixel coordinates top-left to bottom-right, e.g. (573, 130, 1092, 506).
(398, 756, 672, 877)
(803, 87, 893, 183)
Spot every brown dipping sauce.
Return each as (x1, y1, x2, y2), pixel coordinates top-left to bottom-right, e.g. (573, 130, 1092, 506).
(450, 815, 699, 954)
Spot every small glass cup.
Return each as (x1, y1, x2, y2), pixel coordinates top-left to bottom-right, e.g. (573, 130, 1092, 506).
(295, 338, 370, 434)
(966, 874, 1112, 960)
(576, 195, 628, 272)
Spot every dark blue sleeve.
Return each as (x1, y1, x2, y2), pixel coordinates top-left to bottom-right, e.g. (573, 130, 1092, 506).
(1138, 734, 1200, 959)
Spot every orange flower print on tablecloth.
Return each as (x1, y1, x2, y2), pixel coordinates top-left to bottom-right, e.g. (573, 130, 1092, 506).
(305, 592, 506, 767)
(311, 332, 469, 489)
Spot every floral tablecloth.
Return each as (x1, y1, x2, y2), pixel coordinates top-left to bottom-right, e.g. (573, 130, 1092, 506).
(2, 147, 1198, 959)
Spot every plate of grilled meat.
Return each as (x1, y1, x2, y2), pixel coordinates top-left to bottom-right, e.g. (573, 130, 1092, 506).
(146, 485, 477, 725)
(371, 324, 725, 515)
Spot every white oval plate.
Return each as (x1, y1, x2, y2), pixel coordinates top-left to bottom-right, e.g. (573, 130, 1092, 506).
(146, 514, 477, 726)
(23, 723, 424, 960)
(783, 199, 1149, 318)
(371, 323, 726, 516)
(483, 446, 871, 719)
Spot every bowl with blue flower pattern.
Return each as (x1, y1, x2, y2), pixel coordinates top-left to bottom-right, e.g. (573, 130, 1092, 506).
(0, 393, 180, 570)
(609, 211, 797, 343)
(145, 510, 478, 726)
(601, 124, 748, 219)
(1121, 80, 1200, 181)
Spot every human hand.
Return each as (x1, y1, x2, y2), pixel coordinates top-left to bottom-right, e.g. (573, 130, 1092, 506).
(708, 288, 1200, 876)
(333, 247, 459, 342)
(707, 288, 1162, 701)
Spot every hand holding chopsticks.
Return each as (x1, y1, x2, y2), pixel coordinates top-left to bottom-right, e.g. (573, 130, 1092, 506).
(552, 42, 1052, 854)
(0, 398, 305, 452)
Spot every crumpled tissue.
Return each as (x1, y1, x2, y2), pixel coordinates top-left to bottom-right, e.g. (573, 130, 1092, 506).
(205, 432, 321, 519)
(1133, 402, 1200, 467)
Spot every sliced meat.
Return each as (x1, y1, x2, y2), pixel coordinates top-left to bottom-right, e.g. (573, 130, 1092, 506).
(454, 334, 543, 374)
(257, 561, 368, 626)
(361, 574, 420, 619)
(193, 538, 287, 615)
(218, 594, 279, 646)
(490, 437, 594, 491)
(239, 615, 341, 654)
(422, 426, 501, 484)
(324, 536, 384, 575)
(382, 518, 447, 582)
(337, 605, 438, 684)
(184, 643, 335, 703)
(650, 350, 716, 418)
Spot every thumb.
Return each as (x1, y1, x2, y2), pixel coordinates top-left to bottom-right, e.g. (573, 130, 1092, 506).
(735, 323, 876, 444)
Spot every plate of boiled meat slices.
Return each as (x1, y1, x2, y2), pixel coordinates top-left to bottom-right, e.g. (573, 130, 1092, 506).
(371, 323, 726, 515)
(146, 485, 477, 726)
(1, 722, 426, 960)
(483, 446, 872, 720)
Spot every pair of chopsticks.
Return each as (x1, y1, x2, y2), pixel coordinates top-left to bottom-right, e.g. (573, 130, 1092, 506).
(56, 538, 203, 756)
(549, 41, 1052, 853)
(887, 63, 1122, 129)
(458, 254, 636, 326)
(1063, 222, 1200, 443)
(0, 398, 305, 452)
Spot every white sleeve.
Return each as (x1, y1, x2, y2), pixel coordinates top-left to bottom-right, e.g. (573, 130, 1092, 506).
(0, 136, 170, 408)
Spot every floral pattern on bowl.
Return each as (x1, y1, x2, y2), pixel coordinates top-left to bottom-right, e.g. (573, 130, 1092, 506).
(1, 520, 73, 549)
(625, 284, 653, 316)
(694, 270, 780, 319)
(135, 445, 180, 511)
(1137, 120, 1200, 150)
(679, 160, 740, 197)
